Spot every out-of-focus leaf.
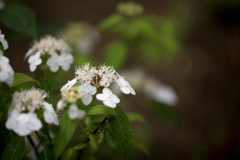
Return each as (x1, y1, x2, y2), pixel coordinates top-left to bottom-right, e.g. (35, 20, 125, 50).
(104, 41, 128, 70)
(96, 129, 104, 144)
(53, 114, 76, 159)
(99, 14, 123, 31)
(61, 148, 77, 160)
(109, 106, 131, 153)
(1, 136, 25, 160)
(11, 73, 40, 88)
(126, 112, 145, 122)
(0, 3, 37, 39)
(104, 128, 117, 149)
(35, 65, 53, 91)
(74, 143, 87, 150)
(38, 149, 55, 160)
(149, 101, 177, 123)
(131, 137, 150, 156)
(89, 133, 98, 150)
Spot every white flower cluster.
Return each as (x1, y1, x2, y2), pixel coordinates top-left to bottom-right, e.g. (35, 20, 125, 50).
(60, 63, 135, 108)
(60, 22, 100, 54)
(57, 86, 86, 120)
(0, 30, 14, 86)
(6, 88, 59, 136)
(25, 35, 73, 72)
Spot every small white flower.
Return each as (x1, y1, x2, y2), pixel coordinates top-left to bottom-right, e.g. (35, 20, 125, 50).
(58, 52, 73, 71)
(43, 102, 59, 125)
(96, 88, 120, 108)
(46, 52, 60, 72)
(0, 51, 14, 85)
(56, 99, 67, 112)
(0, 30, 8, 50)
(60, 78, 77, 91)
(6, 109, 42, 136)
(28, 51, 42, 72)
(79, 83, 96, 105)
(116, 75, 136, 95)
(68, 104, 86, 120)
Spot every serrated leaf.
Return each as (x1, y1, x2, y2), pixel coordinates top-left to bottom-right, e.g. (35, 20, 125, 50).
(104, 41, 128, 70)
(104, 128, 117, 149)
(89, 133, 98, 150)
(131, 137, 150, 156)
(126, 112, 145, 122)
(87, 105, 111, 116)
(1, 136, 25, 160)
(109, 106, 131, 153)
(74, 143, 87, 150)
(11, 73, 40, 88)
(38, 149, 55, 160)
(61, 148, 77, 160)
(53, 114, 76, 159)
(0, 3, 37, 38)
(99, 14, 123, 31)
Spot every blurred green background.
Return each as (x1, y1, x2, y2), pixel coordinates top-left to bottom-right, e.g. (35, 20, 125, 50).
(1, 0, 240, 159)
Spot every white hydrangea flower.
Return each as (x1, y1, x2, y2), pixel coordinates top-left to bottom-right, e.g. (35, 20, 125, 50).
(6, 109, 42, 136)
(43, 102, 59, 125)
(0, 51, 14, 85)
(56, 99, 67, 112)
(60, 78, 77, 91)
(79, 83, 96, 105)
(58, 52, 73, 71)
(25, 35, 73, 72)
(28, 51, 42, 72)
(6, 88, 58, 136)
(0, 30, 8, 50)
(96, 88, 120, 108)
(116, 74, 136, 95)
(68, 104, 86, 120)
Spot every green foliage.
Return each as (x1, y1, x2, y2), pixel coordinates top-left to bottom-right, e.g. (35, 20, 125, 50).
(62, 148, 77, 160)
(126, 112, 145, 122)
(35, 65, 53, 91)
(1, 136, 25, 160)
(0, 3, 37, 39)
(104, 128, 117, 149)
(10, 73, 40, 88)
(38, 149, 55, 160)
(98, 14, 123, 31)
(53, 114, 76, 159)
(104, 40, 128, 70)
(87, 105, 112, 116)
(130, 137, 149, 156)
(108, 107, 131, 153)
(89, 133, 98, 150)
(74, 143, 87, 150)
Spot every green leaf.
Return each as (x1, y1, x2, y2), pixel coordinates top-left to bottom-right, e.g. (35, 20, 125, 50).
(0, 3, 37, 39)
(96, 129, 104, 144)
(87, 105, 111, 116)
(1, 136, 25, 160)
(126, 112, 145, 122)
(61, 148, 77, 160)
(11, 73, 40, 88)
(109, 106, 131, 153)
(38, 149, 55, 160)
(104, 41, 128, 70)
(99, 14, 123, 31)
(74, 143, 87, 150)
(131, 137, 150, 156)
(35, 65, 53, 91)
(104, 128, 117, 149)
(89, 133, 98, 150)
(53, 114, 76, 159)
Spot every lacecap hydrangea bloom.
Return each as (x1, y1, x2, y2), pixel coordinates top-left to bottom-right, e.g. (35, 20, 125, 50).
(25, 35, 73, 72)
(6, 88, 59, 136)
(60, 63, 135, 108)
(0, 30, 14, 86)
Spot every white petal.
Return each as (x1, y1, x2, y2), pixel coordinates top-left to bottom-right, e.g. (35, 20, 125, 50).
(82, 94, 92, 105)
(129, 86, 136, 95)
(49, 64, 59, 72)
(102, 88, 112, 96)
(60, 78, 77, 91)
(103, 99, 116, 108)
(110, 94, 120, 103)
(120, 87, 130, 94)
(88, 86, 97, 95)
(35, 58, 42, 65)
(96, 93, 107, 101)
(28, 112, 42, 131)
(30, 63, 36, 72)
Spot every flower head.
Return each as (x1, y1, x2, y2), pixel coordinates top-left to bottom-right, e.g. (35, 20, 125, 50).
(79, 83, 96, 105)
(68, 104, 86, 120)
(0, 30, 8, 50)
(6, 88, 59, 136)
(25, 35, 73, 72)
(116, 73, 135, 95)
